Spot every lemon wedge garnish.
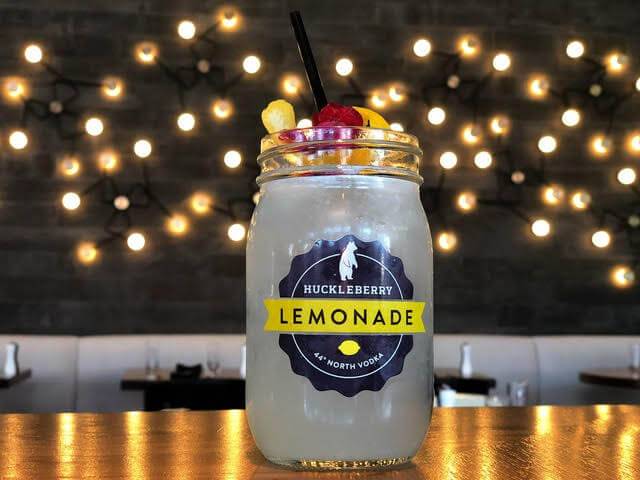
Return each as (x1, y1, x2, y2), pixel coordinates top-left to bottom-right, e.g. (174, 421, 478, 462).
(338, 339, 361, 356)
(353, 107, 390, 129)
(261, 99, 296, 133)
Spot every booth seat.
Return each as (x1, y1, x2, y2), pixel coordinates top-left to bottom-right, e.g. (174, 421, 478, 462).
(0, 334, 638, 413)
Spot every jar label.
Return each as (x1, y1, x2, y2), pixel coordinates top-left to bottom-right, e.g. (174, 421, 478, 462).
(265, 235, 425, 397)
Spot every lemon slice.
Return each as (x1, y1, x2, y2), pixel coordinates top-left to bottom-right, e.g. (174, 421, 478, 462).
(261, 99, 296, 133)
(338, 339, 361, 356)
(354, 107, 390, 129)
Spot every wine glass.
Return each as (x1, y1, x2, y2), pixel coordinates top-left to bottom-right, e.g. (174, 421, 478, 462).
(206, 343, 223, 377)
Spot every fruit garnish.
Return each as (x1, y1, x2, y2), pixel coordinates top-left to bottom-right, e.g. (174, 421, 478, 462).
(353, 107, 390, 129)
(261, 99, 296, 133)
(312, 102, 363, 127)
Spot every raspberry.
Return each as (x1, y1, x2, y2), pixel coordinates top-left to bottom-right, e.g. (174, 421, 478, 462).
(312, 103, 363, 127)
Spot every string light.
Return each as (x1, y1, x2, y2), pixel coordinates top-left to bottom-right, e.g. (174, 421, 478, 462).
(59, 156, 81, 177)
(528, 75, 550, 98)
(531, 219, 551, 238)
(538, 135, 557, 154)
(76, 242, 98, 265)
(456, 191, 477, 212)
(458, 36, 479, 57)
(135, 42, 158, 64)
(473, 150, 493, 169)
(611, 265, 635, 288)
(566, 40, 585, 59)
(462, 124, 481, 145)
(570, 190, 591, 210)
(177, 20, 197, 40)
(605, 52, 628, 73)
(101, 77, 123, 99)
(427, 106, 446, 126)
(389, 122, 404, 132)
(590, 134, 612, 157)
(218, 9, 240, 31)
(113, 195, 130, 211)
(636, 77, 640, 92)
(8, 129, 28, 150)
(439, 151, 458, 170)
(446, 75, 460, 89)
(335, 58, 354, 77)
(296, 118, 312, 128)
(177, 112, 196, 132)
(489, 115, 510, 135)
(542, 184, 565, 206)
(133, 139, 152, 159)
(626, 132, 640, 154)
(629, 215, 640, 228)
(127, 232, 146, 251)
(561, 108, 581, 127)
(61, 192, 81, 211)
(413, 38, 432, 58)
(166, 214, 189, 236)
(369, 90, 388, 109)
(224, 150, 242, 168)
(436, 231, 457, 252)
(281, 75, 302, 96)
(24, 44, 43, 64)
(84, 117, 104, 137)
(591, 230, 611, 249)
(98, 150, 119, 172)
(589, 83, 603, 97)
(228, 223, 246, 242)
(511, 170, 526, 184)
(252, 192, 261, 204)
(190, 192, 212, 215)
(492, 52, 511, 72)
(388, 85, 406, 102)
(617, 167, 637, 185)
(211, 99, 233, 120)
(3, 77, 26, 101)
(242, 55, 261, 74)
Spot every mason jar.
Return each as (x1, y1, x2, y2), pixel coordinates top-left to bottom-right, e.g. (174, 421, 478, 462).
(246, 126, 433, 470)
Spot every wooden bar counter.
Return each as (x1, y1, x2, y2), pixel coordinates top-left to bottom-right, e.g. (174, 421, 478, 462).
(0, 406, 638, 479)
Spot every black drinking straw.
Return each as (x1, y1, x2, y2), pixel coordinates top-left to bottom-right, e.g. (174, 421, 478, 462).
(290, 11, 328, 111)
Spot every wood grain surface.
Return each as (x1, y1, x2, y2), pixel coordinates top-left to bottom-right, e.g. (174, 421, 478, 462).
(0, 405, 637, 479)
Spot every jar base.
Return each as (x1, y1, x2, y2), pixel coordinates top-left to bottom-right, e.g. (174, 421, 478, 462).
(267, 456, 412, 471)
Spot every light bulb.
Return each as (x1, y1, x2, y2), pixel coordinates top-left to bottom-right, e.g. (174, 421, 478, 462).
(219, 9, 240, 30)
(369, 91, 388, 109)
(413, 38, 432, 58)
(629, 215, 640, 228)
(24, 44, 43, 64)
(456, 191, 477, 212)
(458, 36, 479, 57)
(590, 135, 611, 157)
(591, 230, 611, 249)
(228, 223, 246, 242)
(190, 192, 212, 215)
(566, 40, 585, 59)
(528, 75, 549, 98)
(538, 135, 557, 154)
(84, 117, 104, 137)
(127, 232, 146, 251)
(511, 170, 526, 184)
(224, 150, 242, 168)
(439, 151, 458, 170)
(177, 112, 196, 131)
(462, 124, 481, 145)
(570, 190, 591, 210)
(76, 242, 98, 265)
(62, 192, 81, 211)
(447, 75, 461, 89)
(113, 195, 130, 211)
(296, 118, 312, 128)
(177, 20, 196, 40)
(542, 184, 565, 205)
(489, 115, 510, 135)
(98, 150, 119, 171)
(282, 75, 302, 96)
(636, 77, 640, 92)
(473, 150, 493, 169)
(389, 122, 404, 132)
(492, 52, 511, 72)
(388, 85, 406, 102)
(242, 55, 261, 74)
(135, 42, 158, 64)
(611, 265, 635, 288)
(133, 139, 152, 159)
(436, 231, 458, 252)
(335, 58, 354, 77)
(101, 77, 123, 99)
(617, 167, 637, 185)
(211, 98, 233, 120)
(561, 108, 581, 127)
(626, 132, 640, 154)
(589, 83, 603, 97)
(59, 156, 81, 177)
(427, 107, 446, 126)
(3, 78, 26, 101)
(606, 52, 628, 73)
(48, 100, 63, 115)
(252, 191, 261, 204)
(8, 130, 28, 150)
(166, 214, 189, 236)
(531, 219, 551, 238)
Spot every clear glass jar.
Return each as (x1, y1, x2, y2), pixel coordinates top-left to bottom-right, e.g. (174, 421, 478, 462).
(246, 127, 433, 470)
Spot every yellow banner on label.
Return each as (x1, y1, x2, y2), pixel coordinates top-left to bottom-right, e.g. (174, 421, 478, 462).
(264, 298, 426, 334)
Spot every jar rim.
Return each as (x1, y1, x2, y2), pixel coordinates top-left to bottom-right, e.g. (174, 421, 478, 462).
(257, 126, 423, 185)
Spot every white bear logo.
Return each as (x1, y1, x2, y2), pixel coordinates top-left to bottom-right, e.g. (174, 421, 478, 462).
(339, 241, 358, 281)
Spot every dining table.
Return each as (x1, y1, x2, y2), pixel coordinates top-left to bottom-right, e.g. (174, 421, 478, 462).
(580, 367, 640, 389)
(0, 405, 637, 479)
